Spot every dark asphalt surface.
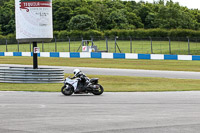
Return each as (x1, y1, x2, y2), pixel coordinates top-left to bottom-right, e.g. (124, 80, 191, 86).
(0, 91, 200, 133)
(1, 64, 200, 79)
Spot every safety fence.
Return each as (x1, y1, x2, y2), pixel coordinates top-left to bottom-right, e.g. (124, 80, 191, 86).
(0, 37, 200, 55)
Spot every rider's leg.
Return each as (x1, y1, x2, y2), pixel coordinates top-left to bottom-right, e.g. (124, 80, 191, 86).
(75, 80, 81, 93)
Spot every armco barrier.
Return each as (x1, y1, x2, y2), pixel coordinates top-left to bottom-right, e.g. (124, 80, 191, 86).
(0, 66, 64, 83)
(0, 52, 200, 61)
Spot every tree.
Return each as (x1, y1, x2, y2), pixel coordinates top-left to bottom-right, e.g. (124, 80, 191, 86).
(0, 25, 2, 35)
(108, 10, 128, 29)
(53, 6, 72, 31)
(190, 9, 200, 29)
(0, 0, 200, 35)
(73, 7, 94, 17)
(0, 0, 15, 35)
(68, 15, 97, 31)
(126, 12, 144, 28)
(89, 1, 110, 30)
(0, 0, 10, 5)
(138, 3, 152, 28)
(152, 1, 199, 30)
(145, 12, 156, 28)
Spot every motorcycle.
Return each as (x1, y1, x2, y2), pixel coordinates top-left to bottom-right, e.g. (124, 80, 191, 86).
(61, 76, 104, 96)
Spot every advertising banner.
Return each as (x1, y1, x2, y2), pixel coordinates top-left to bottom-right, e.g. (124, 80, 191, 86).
(15, 0, 53, 42)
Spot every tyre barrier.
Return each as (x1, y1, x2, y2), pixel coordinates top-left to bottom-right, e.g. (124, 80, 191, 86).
(0, 67, 64, 83)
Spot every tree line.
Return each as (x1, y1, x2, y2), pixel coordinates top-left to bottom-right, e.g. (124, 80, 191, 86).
(0, 0, 200, 38)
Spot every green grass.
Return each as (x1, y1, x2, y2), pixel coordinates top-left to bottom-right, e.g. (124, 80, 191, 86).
(0, 75, 200, 92)
(1, 56, 200, 72)
(1, 57, 200, 92)
(1, 40, 200, 55)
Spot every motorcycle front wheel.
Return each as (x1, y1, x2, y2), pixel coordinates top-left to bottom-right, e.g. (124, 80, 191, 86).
(92, 84, 104, 95)
(61, 85, 74, 96)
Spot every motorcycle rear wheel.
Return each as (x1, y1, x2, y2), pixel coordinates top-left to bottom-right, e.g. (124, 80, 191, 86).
(61, 85, 74, 96)
(92, 84, 104, 95)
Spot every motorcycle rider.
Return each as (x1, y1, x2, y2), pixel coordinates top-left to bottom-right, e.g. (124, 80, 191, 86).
(71, 69, 89, 93)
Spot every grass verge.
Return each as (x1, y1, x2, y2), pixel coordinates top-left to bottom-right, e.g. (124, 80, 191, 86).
(1, 56, 200, 72)
(0, 75, 200, 92)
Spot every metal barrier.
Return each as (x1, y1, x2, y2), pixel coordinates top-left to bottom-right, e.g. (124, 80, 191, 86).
(1, 37, 200, 55)
(0, 67, 64, 83)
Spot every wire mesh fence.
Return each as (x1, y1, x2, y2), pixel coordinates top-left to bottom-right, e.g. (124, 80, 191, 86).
(0, 37, 200, 55)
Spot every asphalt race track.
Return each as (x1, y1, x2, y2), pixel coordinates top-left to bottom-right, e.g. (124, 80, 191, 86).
(0, 91, 200, 133)
(1, 64, 200, 79)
